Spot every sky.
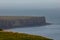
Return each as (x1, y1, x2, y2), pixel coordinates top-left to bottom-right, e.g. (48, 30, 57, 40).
(0, 0, 60, 9)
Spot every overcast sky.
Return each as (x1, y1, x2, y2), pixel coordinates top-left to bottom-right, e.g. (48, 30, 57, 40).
(0, 0, 60, 9)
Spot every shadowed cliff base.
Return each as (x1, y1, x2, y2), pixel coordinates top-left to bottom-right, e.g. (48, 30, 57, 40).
(0, 23, 52, 30)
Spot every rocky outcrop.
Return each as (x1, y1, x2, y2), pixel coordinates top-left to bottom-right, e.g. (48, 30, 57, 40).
(0, 16, 46, 29)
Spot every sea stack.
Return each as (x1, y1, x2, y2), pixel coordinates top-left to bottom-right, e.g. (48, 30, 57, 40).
(0, 16, 46, 29)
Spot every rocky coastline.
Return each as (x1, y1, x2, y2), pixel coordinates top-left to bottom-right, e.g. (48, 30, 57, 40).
(0, 16, 50, 29)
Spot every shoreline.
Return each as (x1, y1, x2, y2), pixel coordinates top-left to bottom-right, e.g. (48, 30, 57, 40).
(0, 31, 53, 40)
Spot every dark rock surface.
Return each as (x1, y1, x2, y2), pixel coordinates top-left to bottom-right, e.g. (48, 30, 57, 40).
(0, 16, 49, 29)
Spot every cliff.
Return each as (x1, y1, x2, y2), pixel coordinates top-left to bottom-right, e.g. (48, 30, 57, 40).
(0, 16, 46, 29)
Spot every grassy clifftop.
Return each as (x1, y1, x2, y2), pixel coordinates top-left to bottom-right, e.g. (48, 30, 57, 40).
(0, 16, 44, 20)
(0, 31, 53, 40)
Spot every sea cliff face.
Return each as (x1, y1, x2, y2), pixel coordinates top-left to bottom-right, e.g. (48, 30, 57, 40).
(0, 16, 46, 29)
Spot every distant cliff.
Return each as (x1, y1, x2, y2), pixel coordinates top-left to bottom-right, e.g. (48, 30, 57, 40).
(0, 16, 46, 29)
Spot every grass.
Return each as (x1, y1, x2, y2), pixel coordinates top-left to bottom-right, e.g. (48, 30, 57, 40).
(0, 16, 44, 20)
(0, 31, 53, 40)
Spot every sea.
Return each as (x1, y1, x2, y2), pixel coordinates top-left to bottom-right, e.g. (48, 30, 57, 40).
(2, 8, 60, 40)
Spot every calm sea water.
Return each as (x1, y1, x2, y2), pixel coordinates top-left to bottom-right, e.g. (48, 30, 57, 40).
(5, 9, 60, 40)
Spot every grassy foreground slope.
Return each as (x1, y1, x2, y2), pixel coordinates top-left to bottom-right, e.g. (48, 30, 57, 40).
(0, 31, 53, 40)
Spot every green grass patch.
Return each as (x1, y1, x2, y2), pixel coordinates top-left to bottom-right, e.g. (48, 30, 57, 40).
(0, 31, 53, 40)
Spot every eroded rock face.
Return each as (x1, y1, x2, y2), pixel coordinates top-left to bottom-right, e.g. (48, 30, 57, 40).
(0, 16, 46, 29)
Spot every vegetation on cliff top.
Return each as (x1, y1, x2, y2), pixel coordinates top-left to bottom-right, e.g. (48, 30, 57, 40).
(0, 30, 53, 40)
